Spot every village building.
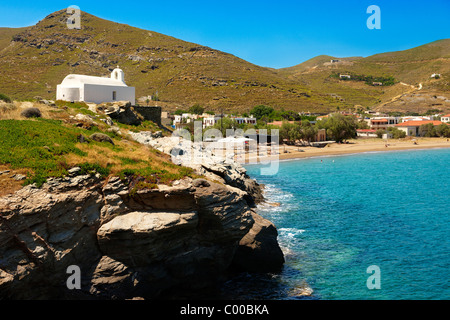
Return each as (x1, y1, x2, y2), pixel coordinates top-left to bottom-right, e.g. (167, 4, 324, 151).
(441, 114, 450, 123)
(56, 67, 135, 104)
(368, 117, 400, 130)
(233, 116, 257, 126)
(395, 120, 447, 136)
(201, 115, 256, 129)
(357, 129, 377, 138)
(401, 116, 433, 123)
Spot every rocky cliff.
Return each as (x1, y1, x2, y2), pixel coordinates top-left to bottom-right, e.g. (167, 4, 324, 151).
(0, 157, 284, 299)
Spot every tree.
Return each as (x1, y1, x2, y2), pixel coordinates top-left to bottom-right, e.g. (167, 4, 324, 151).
(435, 123, 450, 138)
(250, 105, 274, 120)
(300, 120, 318, 145)
(281, 110, 301, 121)
(280, 122, 302, 144)
(357, 120, 370, 129)
(317, 113, 358, 143)
(188, 104, 205, 115)
(387, 127, 406, 139)
(174, 109, 187, 115)
(419, 123, 437, 137)
(210, 117, 238, 136)
(375, 129, 386, 138)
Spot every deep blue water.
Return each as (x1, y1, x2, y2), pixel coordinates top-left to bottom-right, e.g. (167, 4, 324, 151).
(237, 148, 450, 300)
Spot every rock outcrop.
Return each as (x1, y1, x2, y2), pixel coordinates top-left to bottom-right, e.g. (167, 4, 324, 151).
(99, 101, 143, 126)
(0, 169, 283, 299)
(231, 212, 285, 273)
(127, 135, 265, 207)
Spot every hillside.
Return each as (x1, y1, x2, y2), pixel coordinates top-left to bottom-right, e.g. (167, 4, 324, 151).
(0, 9, 339, 113)
(0, 9, 448, 114)
(281, 39, 450, 113)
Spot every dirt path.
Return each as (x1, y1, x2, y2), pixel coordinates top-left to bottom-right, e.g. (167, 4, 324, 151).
(376, 82, 422, 110)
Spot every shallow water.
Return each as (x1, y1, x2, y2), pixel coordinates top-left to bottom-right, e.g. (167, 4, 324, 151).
(223, 148, 450, 300)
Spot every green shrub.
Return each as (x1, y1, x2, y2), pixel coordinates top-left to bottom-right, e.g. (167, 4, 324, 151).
(0, 93, 12, 103)
(375, 129, 386, 138)
(0, 119, 86, 186)
(78, 162, 111, 177)
(21, 107, 42, 118)
(387, 127, 406, 139)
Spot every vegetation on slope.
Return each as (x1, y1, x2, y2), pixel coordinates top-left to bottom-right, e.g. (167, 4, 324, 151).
(0, 101, 197, 195)
(0, 10, 448, 114)
(0, 9, 338, 113)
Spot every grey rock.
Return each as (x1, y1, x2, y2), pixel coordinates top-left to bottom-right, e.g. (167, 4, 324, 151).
(152, 131, 163, 138)
(102, 101, 142, 126)
(0, 149, 280, 300)
(192, 178, 210, 188)
(11, 174, 26, 181)
(74, 113, 94, 123)
(232, 212, 285, 273)
(100, 117, 114, 126)
(89, 133, 114, 145)
(67, 167, 81, 175)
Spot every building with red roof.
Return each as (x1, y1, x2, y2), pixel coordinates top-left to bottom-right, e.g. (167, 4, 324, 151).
(395, 120, 448, 136)
(441, 114, 450, 123)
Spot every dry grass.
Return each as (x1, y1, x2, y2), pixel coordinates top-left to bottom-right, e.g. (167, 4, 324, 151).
(65, 132, 185, 179)
(0, 165, 30, 197)
(0, 101, 65, 120)
(0, 97, 200, 195)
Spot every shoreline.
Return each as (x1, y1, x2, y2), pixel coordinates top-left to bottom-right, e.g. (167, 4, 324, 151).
(239, 137, 450, 163)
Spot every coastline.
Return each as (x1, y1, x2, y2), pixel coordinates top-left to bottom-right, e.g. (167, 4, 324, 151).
(241, 145, 450, 300)
(242, 137, 450, 163)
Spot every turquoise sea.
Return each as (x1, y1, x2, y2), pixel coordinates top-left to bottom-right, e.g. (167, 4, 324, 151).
(223, 148, 450, 300)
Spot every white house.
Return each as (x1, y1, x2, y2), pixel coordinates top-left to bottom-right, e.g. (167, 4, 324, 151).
(441, 114, 450, 123)
(396, 120, 447, 136)
(368, 117, 400, 130)
(56, 67, 135, 104)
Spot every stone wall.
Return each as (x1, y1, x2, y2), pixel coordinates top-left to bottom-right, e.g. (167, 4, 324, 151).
(133, 106, 162, 125)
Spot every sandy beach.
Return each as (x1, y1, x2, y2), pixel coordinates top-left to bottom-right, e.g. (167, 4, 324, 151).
(237, 137, 450, 163)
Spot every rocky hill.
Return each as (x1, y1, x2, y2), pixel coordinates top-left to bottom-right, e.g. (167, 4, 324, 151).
(0, 9, 448, 114)
(0, 101, 283, 299)
(281, 39, 450, 113)
(0, 9, 334, 113)
(0, 169, 284, 299)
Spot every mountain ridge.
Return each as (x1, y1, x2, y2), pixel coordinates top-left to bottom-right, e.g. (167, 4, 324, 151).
(0, 9, 448, 113)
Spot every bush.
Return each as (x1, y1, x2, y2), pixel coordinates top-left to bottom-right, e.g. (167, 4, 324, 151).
(250, 105, 274, 120)
(436, 124, 450, 138)
(0, 103, 17, 113)
(317, 113, 358, 143)
(375, 129, 386, 138)
(419, 123, 437, 137)
(21, 107, 42, 118)
(0, 93, 12, 103)
(387, 127, 406, 139)
(188, 104, 205, 115)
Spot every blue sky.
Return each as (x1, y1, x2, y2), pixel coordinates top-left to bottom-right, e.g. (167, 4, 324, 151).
(0, 0, 449, 68)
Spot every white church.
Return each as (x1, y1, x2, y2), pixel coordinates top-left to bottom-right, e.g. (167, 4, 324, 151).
(56, 67, 135, 104)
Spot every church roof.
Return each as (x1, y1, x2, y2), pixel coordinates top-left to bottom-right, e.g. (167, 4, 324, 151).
(60, 74, 128, 87)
